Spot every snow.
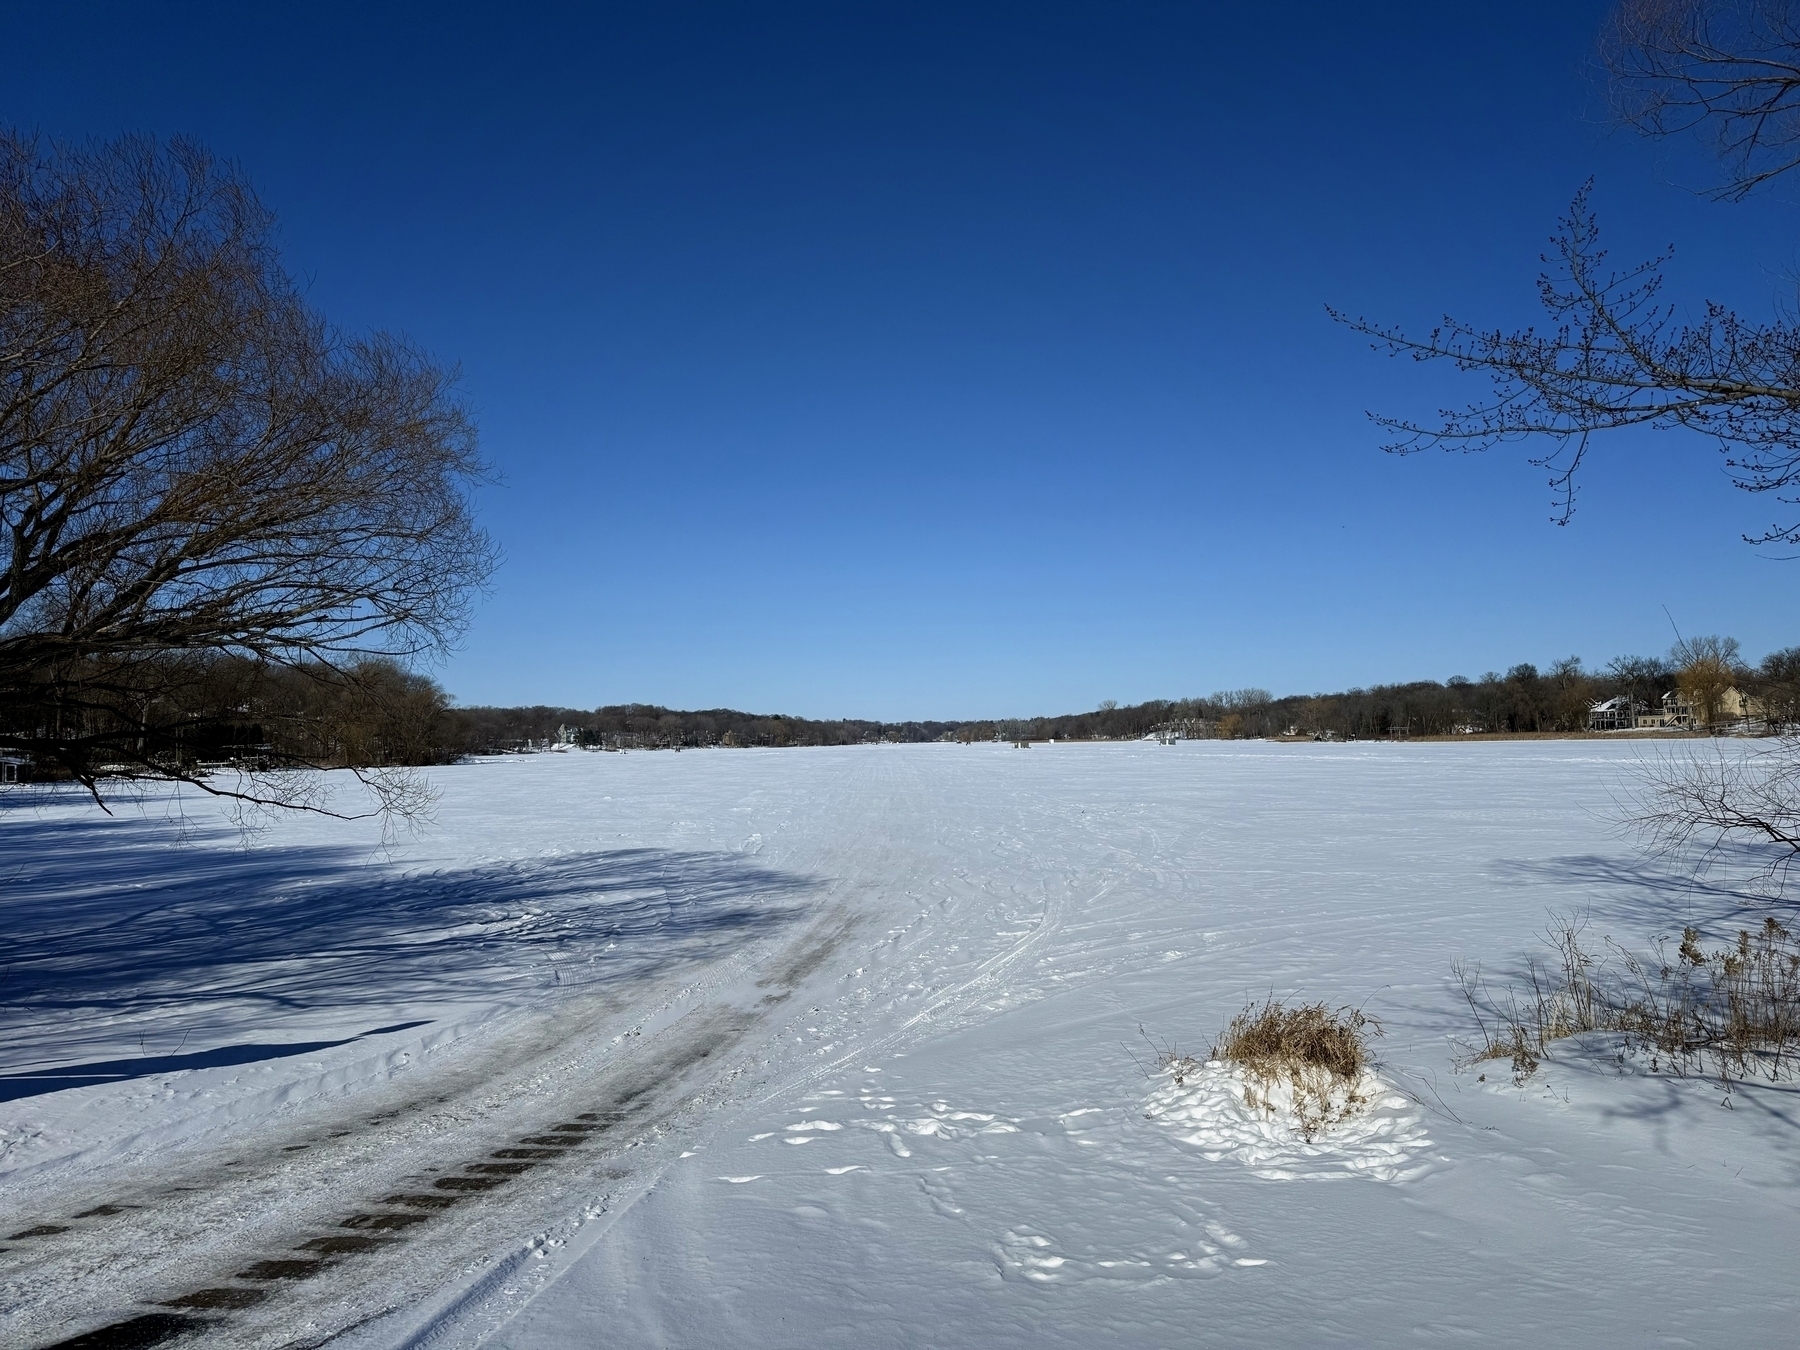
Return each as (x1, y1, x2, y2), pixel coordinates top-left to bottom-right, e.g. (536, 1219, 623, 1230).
(5, 741, 1800, 1347)
(1142, 1061, 1434, 1182)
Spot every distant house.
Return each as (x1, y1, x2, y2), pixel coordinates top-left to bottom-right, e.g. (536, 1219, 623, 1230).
(1710, 686, 1763, 732)
(1587, 696, 1643, 731)
(1625, 687, 1760, 732)
(1617, 690, 1694, 730)
(1718, 686, 1758, 726)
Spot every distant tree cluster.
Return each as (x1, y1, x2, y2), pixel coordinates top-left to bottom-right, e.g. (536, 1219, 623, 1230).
(18, 634, 1789, 785)
(4, 655, 458, 780)
(1025, 640, 1796, 742)
(16, 634, 1791, 787)
(437, 638, 1800, 759)
(444, 704, 967, 753)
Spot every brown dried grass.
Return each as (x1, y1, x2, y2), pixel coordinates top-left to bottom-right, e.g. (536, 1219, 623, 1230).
(1212, 999, 1382, 1140)
(1457, 913, 1800, 1088)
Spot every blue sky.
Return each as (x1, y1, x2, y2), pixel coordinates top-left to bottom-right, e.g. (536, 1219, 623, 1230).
(6, 3, 1797, 717)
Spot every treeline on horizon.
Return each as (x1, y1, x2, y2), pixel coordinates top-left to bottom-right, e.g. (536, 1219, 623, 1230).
(449, 640, 1800, 753)
(25, 642, 1793, 782)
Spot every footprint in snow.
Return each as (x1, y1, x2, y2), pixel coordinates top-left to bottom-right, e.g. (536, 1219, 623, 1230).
(995, 1221, 1262, 1284)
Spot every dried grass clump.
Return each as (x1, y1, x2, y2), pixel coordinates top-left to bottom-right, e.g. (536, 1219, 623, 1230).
(1453, 914, 1603, 1083)
(1212, 999, 1382, 1140)
(1626, 918, 1800, 1078)
(1458, 913, 1800, 1088)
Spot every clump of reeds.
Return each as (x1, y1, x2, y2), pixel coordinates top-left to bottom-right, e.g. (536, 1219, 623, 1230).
(1212, 998, 1382, 1140)
(1453, 914, 1603, 1083)
(1458, 913, 1800, 1088)
(1615, 916, 1800, 1081)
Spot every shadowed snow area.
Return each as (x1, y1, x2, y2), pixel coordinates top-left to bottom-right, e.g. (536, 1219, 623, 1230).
(0, 1024, 433, 1103)
(0, 782, 817, 1192)
(2, 816, 801, 1073)
(6, 743, 1800, 1347)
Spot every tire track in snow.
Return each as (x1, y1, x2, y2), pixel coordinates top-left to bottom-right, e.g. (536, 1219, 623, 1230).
(9, 749, 1154, 1347)
(2, 864, 844, 1350)
(10, 988, 786, 1350)
(379, 750, 1073, 1348)
(739, 749, 1118, 1113)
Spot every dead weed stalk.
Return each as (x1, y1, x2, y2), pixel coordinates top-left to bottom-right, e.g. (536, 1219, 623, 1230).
(1457, 912, 1800, 1087)
(1128, 1026, 1202, 1086)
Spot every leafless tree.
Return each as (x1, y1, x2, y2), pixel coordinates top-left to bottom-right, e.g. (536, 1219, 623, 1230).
(1755, 645, 1800, 726)
(1335, 1, 1800, 542)
(1338, 3, 1800, 898)
(1629, 737, 1800, 893)
(1605, 0, 1800, 200)
(1332, 186, 1800, 539)
(1672, 633, 1748, 728)
(1608, 654, 1670, 710)
(0, 132, 495, 815)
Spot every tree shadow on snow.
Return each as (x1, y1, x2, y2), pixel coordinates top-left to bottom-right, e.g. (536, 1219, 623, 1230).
(0, 1021, 433, 1103)
(1488, 850, 1783, 932)
(0, 810, 819, 1080)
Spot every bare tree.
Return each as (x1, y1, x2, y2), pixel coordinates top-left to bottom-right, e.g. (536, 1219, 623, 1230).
(0, 132, 495, 813)
(1630, 737, 1800, 892)
(1672, 633, 1747, 727)
(1333, 187, 1800, 539)
(1755, 645, 1800, 726)
(1336, 1, 1800, 542)
(1605, 0, 1800, 200)
(1338, 3, 1800, 896)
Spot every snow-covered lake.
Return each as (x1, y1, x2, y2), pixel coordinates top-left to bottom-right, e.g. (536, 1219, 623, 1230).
(5, 741, 1798, 1347)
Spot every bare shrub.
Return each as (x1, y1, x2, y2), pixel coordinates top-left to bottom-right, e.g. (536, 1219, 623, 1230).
(1454, 913, 1604, 1083)
(1212, 999, 1382, 1140)
(1612, 916, 1800, 1080)
(1458, 912, 1800, 1086)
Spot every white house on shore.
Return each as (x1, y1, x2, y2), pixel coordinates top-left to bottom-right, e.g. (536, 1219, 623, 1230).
(1589, 687, 1761, 732)
(1587, 695, 1641, 731)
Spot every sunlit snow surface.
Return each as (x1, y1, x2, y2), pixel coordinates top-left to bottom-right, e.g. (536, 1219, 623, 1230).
(6, 741, 1800, 1347)
(1143, 1061, 1434, 1182)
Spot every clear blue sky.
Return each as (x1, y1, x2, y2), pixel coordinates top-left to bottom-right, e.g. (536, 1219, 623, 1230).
(6, 3, 1796, 717)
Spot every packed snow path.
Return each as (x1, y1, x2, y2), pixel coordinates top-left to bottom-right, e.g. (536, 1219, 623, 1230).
(4, 742, 1800, 1347)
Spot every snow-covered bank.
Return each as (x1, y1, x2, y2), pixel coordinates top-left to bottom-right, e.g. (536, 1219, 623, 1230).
(6, 742, 1800, 1346)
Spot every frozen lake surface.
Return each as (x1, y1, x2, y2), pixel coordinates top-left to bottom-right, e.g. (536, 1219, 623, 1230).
(4, 741, 1798, 1347)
